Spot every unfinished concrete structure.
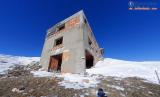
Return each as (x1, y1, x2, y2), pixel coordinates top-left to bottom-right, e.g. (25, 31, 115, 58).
(40, 10, 103, 73)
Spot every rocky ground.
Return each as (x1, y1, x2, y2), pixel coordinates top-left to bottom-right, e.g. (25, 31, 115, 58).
(0, 64, 160, 97)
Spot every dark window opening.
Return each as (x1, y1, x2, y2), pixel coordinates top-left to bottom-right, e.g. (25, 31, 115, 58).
(100, 48, 104, 54)
(85, 50, 94, 69)
(57, 24, 65, 31)
(48, 53, 63, 72)
(55, 37, 63, 46)
(88, 37, 92, 45)
(84, 18, 87, 24)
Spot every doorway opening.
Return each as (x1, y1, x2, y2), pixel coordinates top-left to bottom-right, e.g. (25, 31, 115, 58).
(85, 50, 94, 69)
(48, 53, 62, 72)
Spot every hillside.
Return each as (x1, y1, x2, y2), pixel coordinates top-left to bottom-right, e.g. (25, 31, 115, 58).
(87, 58, 160, 84)
(0, 54, 160, 97)
(0, 54, 40, 74)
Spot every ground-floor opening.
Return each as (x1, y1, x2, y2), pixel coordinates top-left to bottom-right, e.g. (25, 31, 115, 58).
(85, 50, 94, 69)
(48, 53, 62, 72)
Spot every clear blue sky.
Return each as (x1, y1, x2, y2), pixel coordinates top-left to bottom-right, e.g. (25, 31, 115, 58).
(0, 0, 160, 61)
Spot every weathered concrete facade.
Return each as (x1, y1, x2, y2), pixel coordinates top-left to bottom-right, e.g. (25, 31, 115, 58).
(40, 10, 103, 73)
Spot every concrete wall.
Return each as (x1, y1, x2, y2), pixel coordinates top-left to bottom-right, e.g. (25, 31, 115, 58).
(40, 10, 103, 73)
(61, 26, 85, 73)
(40, 12, 86, 73)
(82, 20, 103, 64)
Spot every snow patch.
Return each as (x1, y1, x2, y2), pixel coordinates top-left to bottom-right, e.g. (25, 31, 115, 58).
(58, 73, 99, 89)
(31, 71, 53, 77)
(0, 54, 40, 74)
(31, 71, 99, 89)
(107, 85, 124, 91)
(87, 58, 160, 84)
(79, 95, 84, 97)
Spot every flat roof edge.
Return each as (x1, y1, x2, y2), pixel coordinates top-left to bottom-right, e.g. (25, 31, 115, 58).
(47, 10, 85, 33)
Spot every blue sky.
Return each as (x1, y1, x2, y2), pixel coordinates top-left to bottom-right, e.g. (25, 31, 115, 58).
(0, 0, 160, 61)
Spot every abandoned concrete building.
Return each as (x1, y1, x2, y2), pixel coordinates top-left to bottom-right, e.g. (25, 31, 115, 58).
(40, 10, 103, 73)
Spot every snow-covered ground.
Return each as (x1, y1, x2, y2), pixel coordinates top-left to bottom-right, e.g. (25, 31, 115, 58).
(87, 58, 160, 84)
(31, 71, 53, 77)
(0, 54, 40, 74)
(1, 54, 160, 89)
(57, 73, 99, 89)
(32, 58, 160, 89)
(31, 70, 100, 89)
